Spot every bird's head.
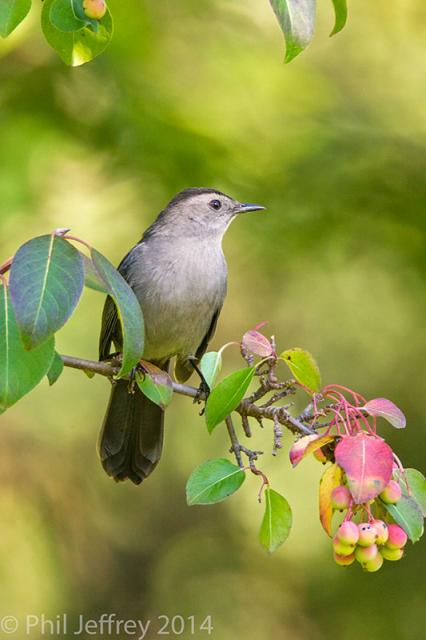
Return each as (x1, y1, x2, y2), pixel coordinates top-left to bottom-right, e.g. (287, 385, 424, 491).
(155, 188, 265, 240)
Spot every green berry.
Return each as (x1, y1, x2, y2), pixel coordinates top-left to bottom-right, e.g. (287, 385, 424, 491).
(333, 536, 355, 556)
(333, 550, 355, 566)
(364, 552, 384, 572)
(331, 485, 351, 511)
(355, 544, 378, 564)
(370, 519, 389, 545)
(381, 546, 404, 561)
(379, 480, 402, 504)
(357, 523, 377, 547)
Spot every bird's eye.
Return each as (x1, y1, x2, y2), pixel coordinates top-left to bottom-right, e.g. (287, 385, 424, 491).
(209, 199, 222, 211)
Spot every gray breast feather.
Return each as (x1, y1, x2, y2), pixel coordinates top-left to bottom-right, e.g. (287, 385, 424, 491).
(123, 237, 227, 362)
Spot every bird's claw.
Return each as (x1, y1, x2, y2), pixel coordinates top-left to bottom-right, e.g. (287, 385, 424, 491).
(193, 379, 210, 415)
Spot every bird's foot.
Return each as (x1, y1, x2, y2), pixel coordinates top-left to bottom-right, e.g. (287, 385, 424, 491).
(194, 378, 210, 414)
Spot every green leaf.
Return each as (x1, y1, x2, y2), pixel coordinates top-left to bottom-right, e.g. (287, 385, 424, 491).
(382, 495, 424, 543)
(0, 0, 31, 38)
(50, 0, 85, 32)
(269, 0, 316, 63)
(259, 488, 293, 553)
(9, 235, 85, 349)
(47, 351, 64, 386)
(0, 284, 55, 413)
(199, 351, 222, 389)
(205, 366, 255, 433)
(186, 458, 245, 505)
(41, 0, 113, 67)
(135, 364, 173, 410)
(395, 468, 426, 517)
(280, 347, 321, 391)
(330, 0, 347, 36)
(81, 253, 109, 294)
(90, 248, 144, 379)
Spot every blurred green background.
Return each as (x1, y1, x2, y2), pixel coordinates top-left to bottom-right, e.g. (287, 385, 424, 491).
(0, 0, 425, 638)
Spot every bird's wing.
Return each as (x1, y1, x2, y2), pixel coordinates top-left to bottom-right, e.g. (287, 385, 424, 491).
(99, 295, 120, 360)
(195, 307, 222, 361)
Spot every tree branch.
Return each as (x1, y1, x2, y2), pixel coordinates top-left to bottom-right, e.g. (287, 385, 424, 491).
(60, 353, 316, 436)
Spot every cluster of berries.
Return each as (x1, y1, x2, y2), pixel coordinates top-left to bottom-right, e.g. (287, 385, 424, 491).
(331, 479, 407, 572)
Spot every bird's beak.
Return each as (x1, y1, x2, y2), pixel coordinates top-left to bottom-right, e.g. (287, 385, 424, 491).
(236, 202, 266, 214)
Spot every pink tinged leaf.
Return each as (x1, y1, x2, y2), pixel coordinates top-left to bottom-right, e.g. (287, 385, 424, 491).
(319, 463, 343, 536)
(289, 434, 335, 467)
(334, 433, 394, 504)
(241, 329, 273, 357)
(363, 398, 406, 429)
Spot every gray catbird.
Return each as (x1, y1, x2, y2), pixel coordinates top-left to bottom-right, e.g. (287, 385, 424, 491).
(98, 187, 264, 485)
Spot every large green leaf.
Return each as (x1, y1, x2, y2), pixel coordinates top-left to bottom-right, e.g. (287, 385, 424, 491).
(330, 0, 347, 36)
(280, 347, 321, 391)
(9, 235, 84, 349)
(205, 366, 255, 433)
(0, 284, 55, 413)
(91, 248, 144, 378)
(41, 0, 113, 67)
(0, 0, 31, 37)
(186, 458, 245, 505)
(269, 0, 316, 63)
(259, 488, 293, 553)
(382, 495, 424, 543)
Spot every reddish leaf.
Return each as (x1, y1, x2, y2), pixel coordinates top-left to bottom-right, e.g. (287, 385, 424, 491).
(289, 434, 335, 467)
(363, 398, 406, 429)
(319, 463, 343, 536)
(241, 329, 273, 357)
(335, 433, 393, 504)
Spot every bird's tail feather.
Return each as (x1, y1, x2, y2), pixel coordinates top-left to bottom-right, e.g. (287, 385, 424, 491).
(98, 379, 164, 485)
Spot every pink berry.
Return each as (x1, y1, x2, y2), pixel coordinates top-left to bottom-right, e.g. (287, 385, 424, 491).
(370, 519, 389, 545)
(387, 524, 408, 549)
(357, 523, 377, 547)
(364, 552, 384, 572)
(336, 521, 359, 546)
(331, 485, 351, 511)
(381, 546, 404, 561)
(333, 551, 355, 566)
(355, 544, 378, 564)
(379, 480, 402, 504)
(83, 0, 107, 20)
